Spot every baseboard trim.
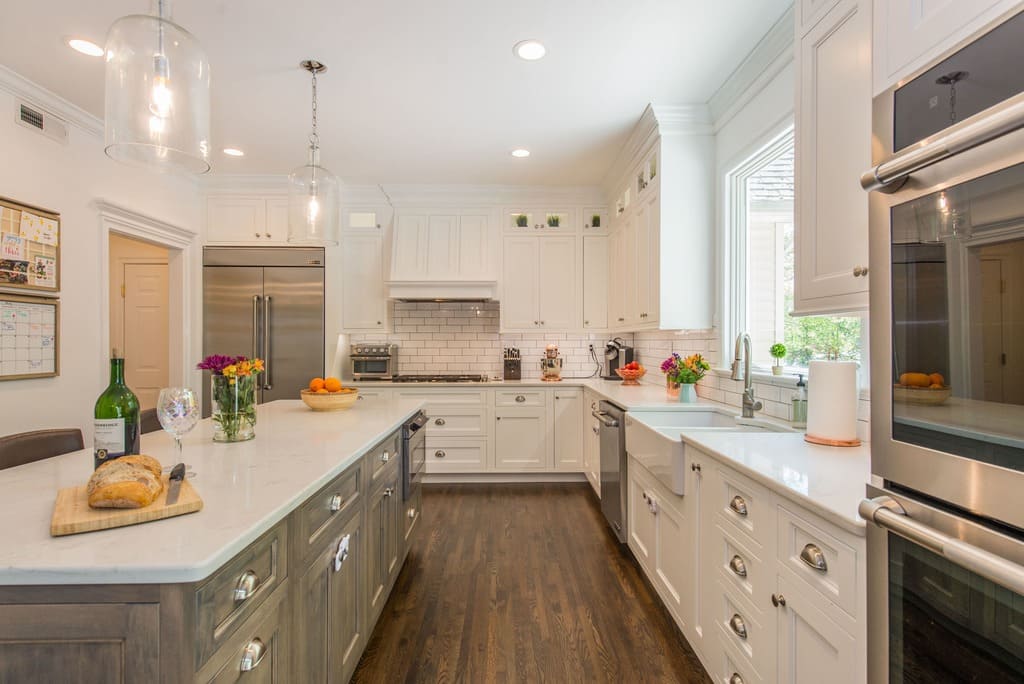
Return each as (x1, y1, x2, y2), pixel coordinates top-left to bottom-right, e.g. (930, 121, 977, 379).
(423, 472, 587, 484)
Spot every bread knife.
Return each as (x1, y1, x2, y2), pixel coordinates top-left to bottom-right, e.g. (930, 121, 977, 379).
(165, 462, 186, 505)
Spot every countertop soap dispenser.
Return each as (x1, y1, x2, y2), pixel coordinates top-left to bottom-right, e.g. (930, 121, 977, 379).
(792, 374, 808, 429)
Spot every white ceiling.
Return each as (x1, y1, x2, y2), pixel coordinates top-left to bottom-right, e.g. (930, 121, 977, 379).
(0, 0, 791, 185)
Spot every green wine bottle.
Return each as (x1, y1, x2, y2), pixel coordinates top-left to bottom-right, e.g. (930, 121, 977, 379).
(93, 349, 141, 469)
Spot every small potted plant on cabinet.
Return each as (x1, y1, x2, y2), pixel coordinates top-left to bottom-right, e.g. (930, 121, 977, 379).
(515, 214, 529, 228)
(769, 343, 787, 375)
(546, 214, 560, 228)
(591, 214, 601, 228)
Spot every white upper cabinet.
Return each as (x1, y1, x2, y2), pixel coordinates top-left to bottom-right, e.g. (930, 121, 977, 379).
(389, 211, 494, 283)
(343, 207, 386, 232)
(583, 207, 610, 233)
(793, 0, 872, 315)
(341, 234, 388, 331)
(207, 195, 287, 244)
(583, 236, 609, 329)
(872, 0, 1022, 95)
(501, 235, 578, 331)
(604, 105, 714, 332)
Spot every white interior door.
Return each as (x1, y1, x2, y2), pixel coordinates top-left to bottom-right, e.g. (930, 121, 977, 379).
(122, 263, 170, 409)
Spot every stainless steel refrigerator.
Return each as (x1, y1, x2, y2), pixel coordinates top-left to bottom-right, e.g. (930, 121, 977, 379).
(202, 247, 325, 416)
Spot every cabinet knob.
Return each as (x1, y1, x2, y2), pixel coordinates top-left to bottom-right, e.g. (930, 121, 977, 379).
(435, 418, 446, 426)
(434, 450, 446, 458)
(515, 395, 526, 403)
(729, 555, 747, 578)
(853, 265, 869, 277)
(376, 321, 382, 325)
(254, 232, 262, 238)
(384, 487, 394, 497)
(618, 317, 625, 322)
(592, 426, 600, 434)
(232, 570, 261, 602)
(333, 533, 350, 572)
(771, 593, 787, 608)
(539, 321, 545, 325)
(329, 493, 344, 512)
(265, 232, 272, 238)
(729, 495, 748, 517)
(729, 614, 748, 639)
(691, 463, 701, 473)
(584, 320, 589, 325)
(534, 321, 539, 326)
(800, 543, 828, 572)
(239, 638, 267, 672)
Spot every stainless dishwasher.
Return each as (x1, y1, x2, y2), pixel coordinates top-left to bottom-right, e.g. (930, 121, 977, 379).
(595, 400, 627, 543)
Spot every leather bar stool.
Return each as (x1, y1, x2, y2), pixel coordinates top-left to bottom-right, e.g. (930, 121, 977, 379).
(0, 428, 84, 470)
(140, 408, 162, 435)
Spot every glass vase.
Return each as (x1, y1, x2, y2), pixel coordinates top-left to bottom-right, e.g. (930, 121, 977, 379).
(211, 374, 257, 442)
(678, 383, 698, 403)
(666, 377, 681, 398)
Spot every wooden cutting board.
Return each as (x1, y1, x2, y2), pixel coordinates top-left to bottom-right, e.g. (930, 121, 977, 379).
(50, 475, 203, 537)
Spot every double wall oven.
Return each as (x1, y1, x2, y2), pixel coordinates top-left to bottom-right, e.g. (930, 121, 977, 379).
(862, 8, 1024, 682)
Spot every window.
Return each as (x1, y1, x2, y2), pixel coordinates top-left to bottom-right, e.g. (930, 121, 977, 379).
(726, 128, 863, 372)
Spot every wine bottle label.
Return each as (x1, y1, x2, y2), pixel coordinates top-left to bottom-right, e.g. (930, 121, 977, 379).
(94, 418, 126, 466)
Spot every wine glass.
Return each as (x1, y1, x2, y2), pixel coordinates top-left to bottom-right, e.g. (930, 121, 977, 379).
(156, 387, 199, 461)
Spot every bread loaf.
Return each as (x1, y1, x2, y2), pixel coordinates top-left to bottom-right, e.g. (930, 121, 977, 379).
(87, 454, 164, 509)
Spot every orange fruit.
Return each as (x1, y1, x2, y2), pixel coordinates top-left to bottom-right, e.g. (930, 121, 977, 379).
(315, 388, 329, 394)
(324, 377, 342, 393)
(929, 373, 945, 387)
(929, 383, 943, 389)
(309, 377, 325, 391)
(899, 372, 931, 388)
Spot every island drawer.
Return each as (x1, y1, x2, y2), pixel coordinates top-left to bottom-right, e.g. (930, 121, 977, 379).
(369, 430, 401, 483)
(194, 522, 288, 670)
(777, 504, 858, 618)
(425, 439, 487, 473)
(494, 390, 546, 407)
(195, 582, 288, 683)
(293, 461, 361, 564)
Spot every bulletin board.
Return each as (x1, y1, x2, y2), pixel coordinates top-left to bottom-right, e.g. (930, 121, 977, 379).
(0, 293, 60, 380)
(0, 196, 60, 293)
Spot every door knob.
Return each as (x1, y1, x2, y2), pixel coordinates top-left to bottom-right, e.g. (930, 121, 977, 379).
(771, 593, 787, 608)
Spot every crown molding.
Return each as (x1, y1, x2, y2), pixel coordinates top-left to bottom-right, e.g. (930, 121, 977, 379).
(95, 199, 198, 244)
(0, 65, 103, 138)
(707, 4, 795, 131)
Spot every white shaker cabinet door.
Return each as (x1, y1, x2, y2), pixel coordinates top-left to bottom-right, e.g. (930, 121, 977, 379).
(206, 196, 266, 243)
(341, 235, 387, 331)
(552, 389, 583, 471)
(583, 235, 609, 330)
(501, 236, 540, 329)
(537, 236, 578, 330)
(774, 571, 860, 683)
(793, 0, 871, 315)
(493, 407, 548, 471)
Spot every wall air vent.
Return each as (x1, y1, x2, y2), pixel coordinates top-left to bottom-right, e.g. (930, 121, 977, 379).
(15, 102, 69, 145)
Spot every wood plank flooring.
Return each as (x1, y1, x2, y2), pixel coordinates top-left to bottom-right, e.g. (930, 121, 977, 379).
(352, 483, 712, 684)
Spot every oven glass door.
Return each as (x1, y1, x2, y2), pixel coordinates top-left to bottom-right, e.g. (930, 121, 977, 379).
(352, 357, 390, 377)
(888, 533, 1024, 681)
(890, 161, 1024, 474)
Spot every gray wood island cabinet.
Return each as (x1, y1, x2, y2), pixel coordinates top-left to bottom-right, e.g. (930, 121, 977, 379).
(0, 399, 424, 684)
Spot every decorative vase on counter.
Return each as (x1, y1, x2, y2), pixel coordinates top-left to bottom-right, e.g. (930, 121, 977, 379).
(211, 374, 257, 442)
(666, 377, 681, 398)
(678, 383, 698, 403)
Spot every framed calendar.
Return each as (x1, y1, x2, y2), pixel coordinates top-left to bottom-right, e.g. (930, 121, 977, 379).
(0, 293, 59, 380)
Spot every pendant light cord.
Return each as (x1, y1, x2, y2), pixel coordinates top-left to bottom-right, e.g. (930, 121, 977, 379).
(309, 68, 319, 150)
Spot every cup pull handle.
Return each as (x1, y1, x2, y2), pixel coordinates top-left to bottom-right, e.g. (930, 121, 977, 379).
(239, 638, 267, 672)
(329, 494, 343, 512)
(800, 543, 828, 572)
(729, 614, 748, 639)
(232, 570, 260, 602)
(730, 495, 748, 517)
(729, 555, 747, 578)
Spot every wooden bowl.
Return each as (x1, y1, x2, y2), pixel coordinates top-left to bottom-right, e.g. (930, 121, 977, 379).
(893, 384, 952, 406)
(615, 367, 646, 386)
(300, 388, 359, 411)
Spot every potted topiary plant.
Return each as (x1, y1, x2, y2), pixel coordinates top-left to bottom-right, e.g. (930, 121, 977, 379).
(769, 343, 787, 375)
(547, 214, 560, 227)
(515, 214, 528, 228)
(591, 214, 601, 228)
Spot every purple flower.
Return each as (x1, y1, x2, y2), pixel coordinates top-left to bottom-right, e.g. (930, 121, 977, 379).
(197, 354, 248, 375)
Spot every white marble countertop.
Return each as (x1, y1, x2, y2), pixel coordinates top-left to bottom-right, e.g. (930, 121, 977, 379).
(0, 398, 423, 586)
(679, 430, 871, 534)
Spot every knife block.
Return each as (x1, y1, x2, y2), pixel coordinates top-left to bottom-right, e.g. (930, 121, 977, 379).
(504, 359, 521, 380)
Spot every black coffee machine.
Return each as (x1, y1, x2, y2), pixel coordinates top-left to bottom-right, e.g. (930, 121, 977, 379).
(602, 338, 635, 379)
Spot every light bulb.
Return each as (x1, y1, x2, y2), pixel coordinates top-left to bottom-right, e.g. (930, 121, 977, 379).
(150, 77, 172, 118)
(938, 192, 949, 214)
(307, 196, 320, 223)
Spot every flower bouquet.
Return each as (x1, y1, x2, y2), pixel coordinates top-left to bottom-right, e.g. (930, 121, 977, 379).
(198, 355, 265, 442)
(660, 353, 711, 402)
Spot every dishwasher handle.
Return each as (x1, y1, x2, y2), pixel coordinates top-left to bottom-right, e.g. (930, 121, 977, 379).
(591, 410, 619, 428)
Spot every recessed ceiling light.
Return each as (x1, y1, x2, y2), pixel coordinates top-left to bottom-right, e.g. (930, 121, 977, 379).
(67, 38, 104, 57)
(511, 149, 530, 158)
(222, 148, 245, 157)
(513, 40, 546, 61)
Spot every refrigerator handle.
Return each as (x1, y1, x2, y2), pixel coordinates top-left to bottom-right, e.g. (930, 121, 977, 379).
(251, 295, 261, 361)
(263, 295, 272, 390)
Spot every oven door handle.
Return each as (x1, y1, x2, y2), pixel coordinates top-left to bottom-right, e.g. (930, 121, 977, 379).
(860, 97, 1024, 193)
(860, 496, 1024, 595)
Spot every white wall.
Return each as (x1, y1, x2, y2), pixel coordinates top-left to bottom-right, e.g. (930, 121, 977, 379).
(0, 87, 202, 438)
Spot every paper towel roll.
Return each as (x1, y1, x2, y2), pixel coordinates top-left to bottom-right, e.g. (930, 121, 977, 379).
(806, 360, 860, 446)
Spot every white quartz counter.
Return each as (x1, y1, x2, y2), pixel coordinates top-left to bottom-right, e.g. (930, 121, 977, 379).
(0, 397, 423, 585)
(679, 430, 870, 534)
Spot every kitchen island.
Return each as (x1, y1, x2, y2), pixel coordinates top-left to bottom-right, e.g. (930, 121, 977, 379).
(0, 397, 424, 683)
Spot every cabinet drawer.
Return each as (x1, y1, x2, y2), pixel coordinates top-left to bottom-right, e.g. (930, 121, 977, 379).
(715, 523, 767, 608)
(369, 431, 400, 483)
(714, 581, 770, 680)
(396, 390, 487, 406)
(717, 633, 765, 684)
(196, 585, 288, 683)
(425, 439, 487, 472)
(777, 504, 858, 617)
(195, 523, 287, 669)
(715, 466, 773, 547)
(495, 389, 546, 406)
(425, 407, 488, 438)
(293, 462, 361, 564)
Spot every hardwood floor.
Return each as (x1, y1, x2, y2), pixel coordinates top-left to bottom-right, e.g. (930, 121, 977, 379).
(352, 483, 712, 684)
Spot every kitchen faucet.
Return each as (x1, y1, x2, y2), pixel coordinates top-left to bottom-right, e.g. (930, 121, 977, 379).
(731, 333, 763, 419)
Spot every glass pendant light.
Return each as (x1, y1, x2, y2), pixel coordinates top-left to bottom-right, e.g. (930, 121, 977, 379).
(104, 0, 210, 174)
(287, 60, 340, 245)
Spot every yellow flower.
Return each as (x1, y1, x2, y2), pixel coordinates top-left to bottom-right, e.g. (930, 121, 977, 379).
(252, 359, 265, 372)
(222, 364, 237, 378)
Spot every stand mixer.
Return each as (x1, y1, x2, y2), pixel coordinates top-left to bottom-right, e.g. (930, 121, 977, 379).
(540, 344, 562, 382)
